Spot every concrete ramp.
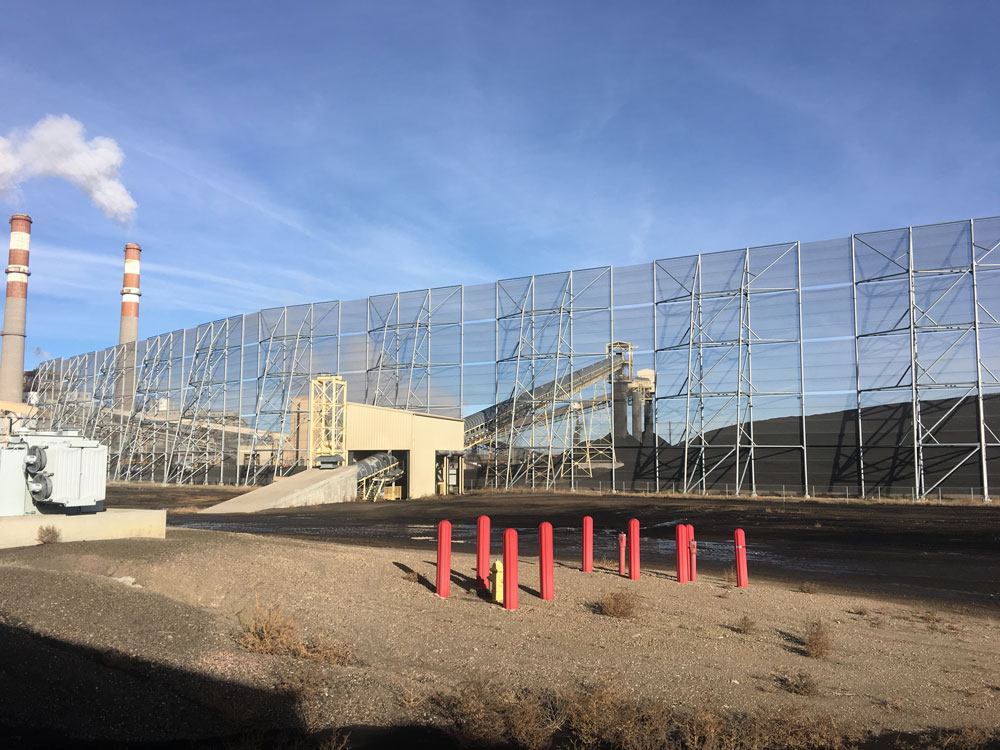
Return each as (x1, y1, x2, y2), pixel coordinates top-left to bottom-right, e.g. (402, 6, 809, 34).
(200, 466, 359, 514)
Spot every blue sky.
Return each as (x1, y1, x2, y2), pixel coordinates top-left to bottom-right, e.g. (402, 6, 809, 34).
(1, 1, 997, 366)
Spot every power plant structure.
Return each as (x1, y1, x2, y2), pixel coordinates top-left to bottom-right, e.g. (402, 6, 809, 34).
(24, 215, 1000, 502)
(1, 214, 32, 405)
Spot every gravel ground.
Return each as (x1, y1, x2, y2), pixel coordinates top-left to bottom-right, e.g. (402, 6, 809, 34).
(0, 528, 997, 747)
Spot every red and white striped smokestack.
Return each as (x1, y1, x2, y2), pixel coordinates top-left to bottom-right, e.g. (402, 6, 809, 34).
(0, 214, 32, 403)
(118, 242, 141, 346)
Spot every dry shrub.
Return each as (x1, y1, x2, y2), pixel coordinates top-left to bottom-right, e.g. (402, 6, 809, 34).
(893, 726, 1000, 750)
(396, 671, 428, 710)
(799, 581, 820, 594)
(776, 671, 819, 696)
(433, 681, 846, 749)
(722, 566, 737, 584)
(36, 525, 61, 544)
(593, 590, 640, 619)
(734, 614, 757, 635)
(433, 681, 564, 750)
(803, 619, 833, 659)
(237, 598, 353, 666)
(593, 556, 617, 570)
(306, 636, 354, 667)
(564, 682, 623, 746)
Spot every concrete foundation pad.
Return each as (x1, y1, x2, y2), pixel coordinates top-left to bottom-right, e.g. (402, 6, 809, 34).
(200, 466, 359, 514)
(0, 509, 166, 550)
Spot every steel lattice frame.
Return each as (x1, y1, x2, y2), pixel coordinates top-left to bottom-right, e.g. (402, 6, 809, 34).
(30, 218, 998, 500)
(656, 243, 807, 496)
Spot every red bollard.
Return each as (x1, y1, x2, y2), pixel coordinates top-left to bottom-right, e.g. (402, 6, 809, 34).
(675, 524, 690, 583)
(686, 523, 696, 583)
(539, 522, 554, 600)
(476, 515, 490, 588)
(582, 515, 593, 572)
(628, 518, 640, 580)
(618, 532, 627, 576)
(734, 528, 749, 588)
(436, 520, 452, 598)
(503, 528, 519, 610)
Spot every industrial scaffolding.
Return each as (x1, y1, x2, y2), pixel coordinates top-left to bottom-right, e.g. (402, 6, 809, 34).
(31, 217, 998, 500)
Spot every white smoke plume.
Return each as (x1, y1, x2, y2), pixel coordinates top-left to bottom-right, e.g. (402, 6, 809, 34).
(0, 115, 136, 223)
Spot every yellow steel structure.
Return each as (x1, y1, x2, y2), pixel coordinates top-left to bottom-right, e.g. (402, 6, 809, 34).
(308, 375, 347, 469)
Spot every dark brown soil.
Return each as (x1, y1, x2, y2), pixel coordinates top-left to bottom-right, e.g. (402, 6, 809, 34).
(105, 481, 243, 510)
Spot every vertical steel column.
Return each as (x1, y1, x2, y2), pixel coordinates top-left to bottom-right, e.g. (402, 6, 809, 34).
(460, 286, 465, 425)
(493, 280, 499, 490)
(969, 219, 992, 503)
(609, 266, 616, 492)
(745, 248, 757, 496)
(568, 270, 576, 490)
(850, 235, 866, 497)
(681, 257, 697, 494)
(906, 227, 925, 497)
(236, 313, 245, 486)
(735, 252, 745, 494)
(651, 261, 660, 493)
(796, 242, 810, 497)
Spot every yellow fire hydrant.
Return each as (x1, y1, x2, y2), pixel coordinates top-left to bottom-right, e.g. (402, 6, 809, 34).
(489, 559, 504, 604)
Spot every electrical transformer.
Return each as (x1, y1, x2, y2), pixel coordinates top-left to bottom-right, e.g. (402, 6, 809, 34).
(0, 431, 107, 517)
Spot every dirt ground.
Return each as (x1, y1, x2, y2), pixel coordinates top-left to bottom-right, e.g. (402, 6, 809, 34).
(147, 489, 1000, 614)
(0, 526, 998, 748)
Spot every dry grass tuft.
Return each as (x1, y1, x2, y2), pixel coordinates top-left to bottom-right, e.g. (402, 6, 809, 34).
(593, 590, 640, 619)
(876, 698, 903, 712)
(799, 580, 820, 595)
(236, 598, 353, 667)
(777, 671, 820, 696)
(36, 525, 61, 544)
(803, 619, 834, 659)
(402, 570, 419, 583)
(166, 504, 204, 515)
(593, 556, 617, 570)
(305, 636, 354, 667)
(722, 566, 738, 584)
(734, 614, 757, 635)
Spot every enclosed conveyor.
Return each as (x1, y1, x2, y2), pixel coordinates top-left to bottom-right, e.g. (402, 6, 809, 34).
(355, 451, 403, 500)
(463, 354, 626, 448)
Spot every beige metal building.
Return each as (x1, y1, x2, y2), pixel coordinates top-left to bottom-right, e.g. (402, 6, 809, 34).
(343, 402, 464, 498)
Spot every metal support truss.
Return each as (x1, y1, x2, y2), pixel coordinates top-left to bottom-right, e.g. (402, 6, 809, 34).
(309, 375, 347, 468)
(854, 222, 998, 500)
(367, 286, 462, 413)
(27, 217, 997, 500)
(243, 306, 313, 485)
(656, 243, 807, 496)
(484, 269, 616, 490)
(116, 331, 177, 481)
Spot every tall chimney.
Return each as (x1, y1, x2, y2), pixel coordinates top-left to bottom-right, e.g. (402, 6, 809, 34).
(118, 242, 141, 346)
(0, 214, 32, 403)
(117, 243, 141, 411)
